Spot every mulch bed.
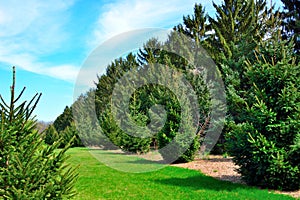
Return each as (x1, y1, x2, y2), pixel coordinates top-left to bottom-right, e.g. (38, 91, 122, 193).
(171, 155, 300, 199)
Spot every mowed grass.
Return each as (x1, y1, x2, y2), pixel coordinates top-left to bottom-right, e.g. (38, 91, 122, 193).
(66, 148, 295, 200)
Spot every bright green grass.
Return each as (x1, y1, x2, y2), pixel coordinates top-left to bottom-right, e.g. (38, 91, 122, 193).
(66, 148, 295, 200)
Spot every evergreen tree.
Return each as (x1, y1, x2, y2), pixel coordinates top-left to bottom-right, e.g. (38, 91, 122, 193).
(94, 53, 153, 153)
(50, 104, 83, 147)
(53, 106, 73, 133)
(60, 122, 83, 148)
(44, 124, 59, 145)
(226, 34, 300, 190)
(92, 32, 215, 161)
(206, 0, 279, 153)
(95, 54, 137, 116)
(73, 91, 114, 149)
(136, 31, 219, 162)
(174, 4, 208, 45)
(208, 0, 267, 65)
(0, 67, 78, 199)
(137, 38, 162, 65)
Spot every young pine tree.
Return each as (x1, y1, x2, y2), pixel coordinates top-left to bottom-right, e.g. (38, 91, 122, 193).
(0, 67, 78, 199)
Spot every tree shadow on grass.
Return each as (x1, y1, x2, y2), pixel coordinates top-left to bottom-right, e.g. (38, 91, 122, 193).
(126, 159, 166, 165)
(154, 174, 248, 192)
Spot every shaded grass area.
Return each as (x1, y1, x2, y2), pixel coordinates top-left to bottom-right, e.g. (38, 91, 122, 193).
(66, 148, 295, 200)
(87, 149, 165, 173)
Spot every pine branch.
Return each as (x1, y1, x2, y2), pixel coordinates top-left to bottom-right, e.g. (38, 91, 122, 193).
(13, 87, 26, 104)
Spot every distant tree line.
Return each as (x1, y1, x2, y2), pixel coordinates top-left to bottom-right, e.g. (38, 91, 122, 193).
(44, 106, 83, 148)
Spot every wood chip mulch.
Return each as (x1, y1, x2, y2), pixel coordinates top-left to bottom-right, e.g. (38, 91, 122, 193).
(171, 155, 300, 199)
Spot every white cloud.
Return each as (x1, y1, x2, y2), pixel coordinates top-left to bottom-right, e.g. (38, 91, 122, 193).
(89, 0, 228, 49)
(0, 0, 74, 38)
(91, 0, 198, 47)
(42, 64, 79, 81)
(0, 0, 230, 83)
(0, 52, 79, 82)
(0, 0, 79, 82)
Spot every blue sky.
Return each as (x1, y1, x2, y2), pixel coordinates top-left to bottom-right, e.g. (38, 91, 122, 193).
(0, 0, 283, 122)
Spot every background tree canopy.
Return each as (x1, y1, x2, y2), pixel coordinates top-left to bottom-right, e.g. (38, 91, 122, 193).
(52, 0, 299, 191)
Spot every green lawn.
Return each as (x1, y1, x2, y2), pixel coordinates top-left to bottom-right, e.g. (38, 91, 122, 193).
(66, 148, 295, 200)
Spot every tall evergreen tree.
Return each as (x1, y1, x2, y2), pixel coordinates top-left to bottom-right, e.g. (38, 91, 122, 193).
(208, 0, 265, 64)
(226, 32, 300, 191)
(53, 106, 73, 133)
(174, 4, 208, 45)
(136, 32, 221, 162)
(94, 53, 153, 153)
(173, 1, 270, 153)
(73, 91, 114, 149)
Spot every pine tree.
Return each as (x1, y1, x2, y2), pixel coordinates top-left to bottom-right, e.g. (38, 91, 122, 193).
(44, 124, 59, 145)
(202, 0, 281, 153)
(60, 122, 83, 148)
(0, 67, 78, 199)
(53, 106, 73, 132)
(208, 0, 265, 64)
(137, 32, 218, 162)
(226, 33, 300, 190)
(174, 4, 208, 45)
(93, 53, 154, 153)
(73, 91, 115, 149)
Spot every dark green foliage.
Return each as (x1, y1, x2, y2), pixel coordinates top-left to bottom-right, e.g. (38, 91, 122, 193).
(174, 4, 208, 45)
(45, 120, 82, 148)
(73, 91, 115, 149)
(48, 105, 83, 148)
(60, 122, 83, 148)
(207, 0, 274, 114)
(95, 54, 153, 153)
(226, 38, 300, 191)
(53, 106, 73, 133)
(136, 34, 212, 162)
(208, 0, 264, 63)
(174, 1, 267, 154)
(0, 67, 78, 199)
(177, 1, 283, 155)
(175, 1, 300, 190)
(92, 32, 213, 162)
(206, 0, 277, 114)
(99, 106, 152, 153)
(281, 0, 300, 57)
(44, 124, 59, 145)
(290, 133, 300, 167)
(227, 123, 299, 190)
